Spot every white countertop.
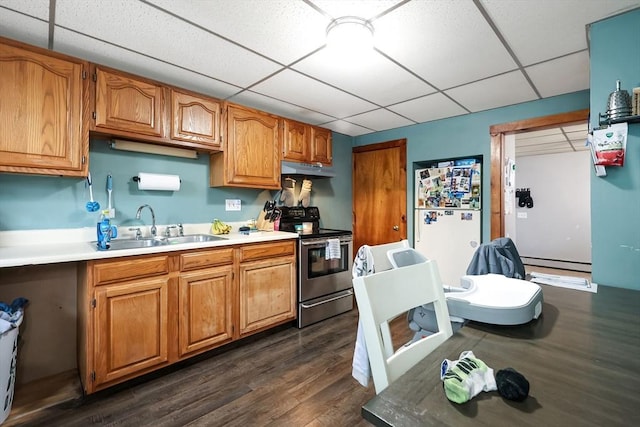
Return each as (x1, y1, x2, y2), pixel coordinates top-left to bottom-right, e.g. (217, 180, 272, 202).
(0, 223, 299, 268)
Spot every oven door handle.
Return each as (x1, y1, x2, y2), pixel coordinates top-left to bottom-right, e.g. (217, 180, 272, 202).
(300, 289, 354, 309)
(300, 238, 352, 247)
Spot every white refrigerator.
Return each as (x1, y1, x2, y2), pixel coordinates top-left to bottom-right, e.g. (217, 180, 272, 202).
(415, 159, 481, 287)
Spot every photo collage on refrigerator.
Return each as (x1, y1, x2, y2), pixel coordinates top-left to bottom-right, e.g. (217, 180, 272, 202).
(416, 158, 481, 217)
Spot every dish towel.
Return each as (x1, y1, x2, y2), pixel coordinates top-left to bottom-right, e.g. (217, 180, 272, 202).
(351, 244, 375, 387)
(325, 238, 341, 260)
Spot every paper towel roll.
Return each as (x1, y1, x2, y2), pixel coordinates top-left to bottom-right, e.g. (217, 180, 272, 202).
(136, 173, 181, 191)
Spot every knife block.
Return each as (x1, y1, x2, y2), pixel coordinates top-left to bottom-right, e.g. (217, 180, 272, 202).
(256, 210, 275, 231)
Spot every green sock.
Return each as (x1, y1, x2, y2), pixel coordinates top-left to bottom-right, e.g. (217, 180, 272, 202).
(441, 351, 497, 404)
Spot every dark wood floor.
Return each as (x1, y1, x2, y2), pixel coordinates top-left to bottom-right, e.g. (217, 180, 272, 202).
(14, 277, 640, 427)
(16, 307, 393, 427)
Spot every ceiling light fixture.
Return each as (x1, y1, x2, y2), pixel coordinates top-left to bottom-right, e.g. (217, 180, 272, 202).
(326, 16, 375, 53)
(110, 140, 198, 159)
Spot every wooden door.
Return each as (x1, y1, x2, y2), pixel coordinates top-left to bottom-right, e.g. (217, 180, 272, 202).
(282, 119, 310, 162)
(171, 89, 221, 149)
(0, 37, 87, 176)
(352, 139, 407, 252)
(178, 266, 234, 358)
(310, 126, 333, 165)
(94, 66, 165, 137)
(238, 257, 296, 336)
(94, 277, 169, 387)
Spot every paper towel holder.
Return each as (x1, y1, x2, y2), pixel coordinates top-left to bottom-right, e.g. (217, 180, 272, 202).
(132, 173, 182, 191)
(132, 175, 182, 183)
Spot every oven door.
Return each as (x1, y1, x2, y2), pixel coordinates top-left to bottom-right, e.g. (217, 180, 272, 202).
(299, 236, 353, 302)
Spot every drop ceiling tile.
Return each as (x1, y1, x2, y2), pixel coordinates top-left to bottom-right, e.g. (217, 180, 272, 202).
(311, 0, 405, 20)
(388, 92, 468, 123)
(373, 0, 516, 89)
(481, 0, 640, 65)
(517, 134, 567, 146)
(251, 69, 378, 119)
(55, 0, 281, 87)
(323, 120, 373, 137)
(563, 123, 588, 133)
(565, 130, 589, 141)
(0, 2, 49, 48)
(229, 90, 335, 125)
(54, 28, 240, 99)
(146, 0, 328, 65)
(345, 108, 414, 132)
(517, 128, 562, 139)
(293, 48, 435, 106)
(445, 71, 538, 112)
(526, 51, 590, 98)
(0, 0, 49, 19)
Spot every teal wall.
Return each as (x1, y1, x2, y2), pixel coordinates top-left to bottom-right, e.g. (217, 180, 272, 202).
(354, 91, 590, 245)
(0, 134, 353, 232)
(589, 9, 640, 290)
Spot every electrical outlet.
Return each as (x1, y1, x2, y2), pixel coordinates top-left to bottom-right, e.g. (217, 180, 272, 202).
(225, 199, 241, 211)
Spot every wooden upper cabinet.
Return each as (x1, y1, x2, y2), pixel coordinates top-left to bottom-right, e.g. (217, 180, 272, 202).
(210, 104, 281, 189)
(310, 126, 332, 165)
(282, 119, 310, 162)
(0, 37, 88, 176)
(93, 66, 166, 138)
(281, 119, 332, 165)
(171, 89, 222, 149)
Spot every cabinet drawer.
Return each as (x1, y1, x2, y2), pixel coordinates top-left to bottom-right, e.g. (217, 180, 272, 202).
(92, 256, 170, 286)
(179, 248, 234, 271)
(239, 241, 295, 262)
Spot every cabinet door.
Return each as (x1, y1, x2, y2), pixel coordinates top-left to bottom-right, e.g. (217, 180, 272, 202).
(0, 38, 87, 176)
(93, 277, 169, 387)
(239, 256, 296, 336)
(282, 119, 310, 162)
(178, 266, 234, 358)
(94, 67, 165, 137)
(310, 126, 332, 165)
(211, 104, 281, 189)
(171, 89, 221, 149)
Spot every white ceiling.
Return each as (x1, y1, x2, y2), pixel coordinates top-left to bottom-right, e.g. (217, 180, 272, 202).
(1, 0, 639, 140)
(514, 122, 589, 157)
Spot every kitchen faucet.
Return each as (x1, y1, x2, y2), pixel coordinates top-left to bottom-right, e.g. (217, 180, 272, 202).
(136, 204, 157, 237)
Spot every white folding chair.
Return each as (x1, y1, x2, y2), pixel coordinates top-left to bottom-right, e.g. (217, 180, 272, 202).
(353, 259, 453, 394)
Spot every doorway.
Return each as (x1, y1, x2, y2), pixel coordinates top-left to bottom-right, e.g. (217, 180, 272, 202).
(489, 109, 589, 239)
(352, 139, 407, 252)
(490, 109, 591, 273)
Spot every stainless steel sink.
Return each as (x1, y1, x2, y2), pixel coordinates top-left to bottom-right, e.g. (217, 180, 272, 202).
(166, 234, 226, 244)
(106, 237, 169, 250)
(102, 234, 226, 250)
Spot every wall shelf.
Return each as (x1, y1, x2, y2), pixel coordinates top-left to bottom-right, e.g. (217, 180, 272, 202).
(598, 113, 640, 127)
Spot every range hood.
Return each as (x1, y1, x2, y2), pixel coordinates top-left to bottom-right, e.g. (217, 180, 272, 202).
(281, 161, 336, 178)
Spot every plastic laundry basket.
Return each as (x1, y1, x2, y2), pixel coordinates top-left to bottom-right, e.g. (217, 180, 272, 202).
(0, 315, 23, 425)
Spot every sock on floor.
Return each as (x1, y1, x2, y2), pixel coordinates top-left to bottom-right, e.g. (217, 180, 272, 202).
(496, 367, 529, 401)
(440, 350, 497, 404)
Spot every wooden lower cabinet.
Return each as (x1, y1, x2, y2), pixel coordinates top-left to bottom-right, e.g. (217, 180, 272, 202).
(178, 265, 234, 358)
(94, 277, 169, 386)
(239, 256, 296, 336)
(79, 241, 296, 394)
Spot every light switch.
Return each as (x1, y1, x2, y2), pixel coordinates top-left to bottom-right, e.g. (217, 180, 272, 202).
(225, 199, 241, 211)
(517, 212, 527, 219)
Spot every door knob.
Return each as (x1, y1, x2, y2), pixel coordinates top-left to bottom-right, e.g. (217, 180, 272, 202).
(393, 225, 399, 231)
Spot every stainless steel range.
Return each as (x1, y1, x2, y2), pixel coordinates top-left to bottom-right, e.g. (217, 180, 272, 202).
(278, 206, 353, 328)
